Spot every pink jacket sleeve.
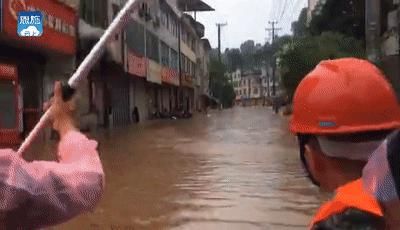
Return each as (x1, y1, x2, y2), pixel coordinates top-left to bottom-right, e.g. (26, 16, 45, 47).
(0, 131, 105, 229)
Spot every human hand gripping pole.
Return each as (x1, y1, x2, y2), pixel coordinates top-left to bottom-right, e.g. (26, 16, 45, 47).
(17, 0, 142, 156)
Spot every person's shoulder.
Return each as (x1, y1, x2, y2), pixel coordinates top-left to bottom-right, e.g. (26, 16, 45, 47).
(312, 208, 385, 230)
(0, 149, 14, 155)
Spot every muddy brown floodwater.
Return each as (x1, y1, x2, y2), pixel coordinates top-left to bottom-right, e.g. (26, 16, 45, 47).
(51, 107, 326, 229)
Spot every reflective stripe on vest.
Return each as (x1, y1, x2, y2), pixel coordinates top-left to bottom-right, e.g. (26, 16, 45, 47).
(310, 179, 383, 228)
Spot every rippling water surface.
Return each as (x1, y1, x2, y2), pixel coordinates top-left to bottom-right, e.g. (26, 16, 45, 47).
(52, 107, 325, 229)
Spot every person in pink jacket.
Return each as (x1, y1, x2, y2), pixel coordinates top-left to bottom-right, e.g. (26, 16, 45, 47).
(0, 82, 105, 229)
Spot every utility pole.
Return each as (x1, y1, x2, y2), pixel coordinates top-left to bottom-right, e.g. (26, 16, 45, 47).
(266, 21, 281, 97)
(216, 23, 227, 62)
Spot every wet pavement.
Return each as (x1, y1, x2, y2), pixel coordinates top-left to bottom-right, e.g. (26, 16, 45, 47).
(52, 106, 326, 229)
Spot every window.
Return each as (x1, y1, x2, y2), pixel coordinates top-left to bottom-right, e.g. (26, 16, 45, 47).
(254, 88, 258, 94)
(112, 4, 120, 40)
(126, 20, 145, 55)
(186, 57, 190, 74)
(176, 21, 179, 37)
(239, 90, 242, 95)
(167, 13, 171, 29)
(171, 49, 178, 70)
(191, 38, 196, 50)
(161, 10, 167, 27)
(187, 32, 191, 45)
(181, 30, 187, 43)
(146, 31, 159, 62)
(161, 42, 169, 66)
(244, 89, 247, 96)
(180, 54, 185, 72)
(80, 0, 107, 28)
(191, 62, 196, 76)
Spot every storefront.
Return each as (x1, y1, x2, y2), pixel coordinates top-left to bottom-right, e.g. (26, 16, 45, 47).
(109, 65, 131, 127)
(127, 52, 148, 122)
(147, 59, 162, 117)
(181, 73, 194, 113)
(0, 63, 21, 145)
(0, 0, 77, 145)
(161, 67, 180, 112)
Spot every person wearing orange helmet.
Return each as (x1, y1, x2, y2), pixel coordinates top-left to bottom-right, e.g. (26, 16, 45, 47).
(289, 58, 400, 229)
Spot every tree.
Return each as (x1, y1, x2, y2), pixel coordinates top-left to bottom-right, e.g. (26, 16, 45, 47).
(278, 32, 365, 100)
(225, 48, 243, 72)
(240, 40, 256, 70)
(209, 59, 236, 108)
(240, 40, 256, 55)
(291, 8, 308, 37)
(309, 0, 365, 41)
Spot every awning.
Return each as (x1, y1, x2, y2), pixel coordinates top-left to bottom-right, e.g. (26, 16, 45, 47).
(178, 0, 215, 12)
(79, 19, 105, 40)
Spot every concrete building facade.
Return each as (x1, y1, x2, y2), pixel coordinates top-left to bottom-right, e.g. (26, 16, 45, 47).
(232, 70, 264, 106)
(0, 0, 213, 145)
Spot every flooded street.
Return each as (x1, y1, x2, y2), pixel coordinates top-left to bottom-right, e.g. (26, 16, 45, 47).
(56, 107, 325, 229)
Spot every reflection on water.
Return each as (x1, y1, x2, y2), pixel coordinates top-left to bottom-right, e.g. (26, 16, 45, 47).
(52, 107, 325, 230)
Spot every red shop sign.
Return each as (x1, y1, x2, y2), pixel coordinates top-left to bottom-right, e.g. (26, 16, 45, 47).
(0, 63, 17, 80)
(161, 67, 179, 86)
(128, 52, 147, 77)
(2, 0, 77, 55)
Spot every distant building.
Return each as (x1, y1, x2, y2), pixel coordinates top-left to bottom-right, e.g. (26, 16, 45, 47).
(230, 69, 241, 101)
(230, 70, 263, 106)
(263, 66, 284, 97)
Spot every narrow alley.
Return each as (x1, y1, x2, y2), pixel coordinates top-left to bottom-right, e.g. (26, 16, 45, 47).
(55, 107, 325, 230)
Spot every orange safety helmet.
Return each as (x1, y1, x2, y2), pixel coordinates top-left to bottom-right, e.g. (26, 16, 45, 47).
(290, 58, 400, 135)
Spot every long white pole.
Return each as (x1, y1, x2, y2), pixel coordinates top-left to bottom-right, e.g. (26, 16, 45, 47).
(17, 0, 141, 156)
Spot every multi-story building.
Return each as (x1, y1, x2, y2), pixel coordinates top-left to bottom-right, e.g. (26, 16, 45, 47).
(233, 70, 264, 106)
(197, 38, 212, 111)
(0, 0, 213, 144)
(261, 65, 284, 99)
(79, 0, 213, 127)
(230, 69, 241, 102)
(231, 67, 284, 107)
(0, 0, 78, 145)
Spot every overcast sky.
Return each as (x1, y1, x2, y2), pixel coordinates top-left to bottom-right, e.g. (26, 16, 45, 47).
(193, 0, 308, 50)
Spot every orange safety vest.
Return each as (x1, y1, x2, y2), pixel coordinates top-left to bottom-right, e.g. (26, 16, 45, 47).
(310, 179, 383, 229)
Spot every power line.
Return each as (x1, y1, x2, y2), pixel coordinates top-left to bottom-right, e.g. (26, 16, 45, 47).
(279, 0, 289, 21)
(268, 0, 275, 21)
(279, 0, 307, 35)
(272, 0, 284, 21)
(283, 0, 302, 22)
